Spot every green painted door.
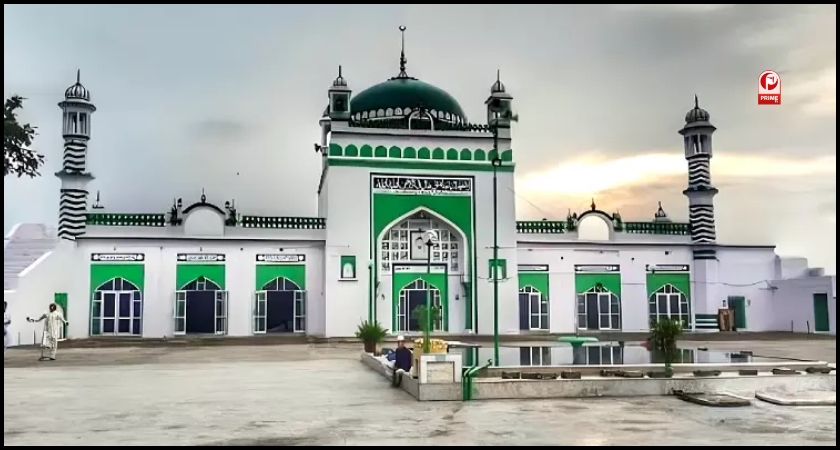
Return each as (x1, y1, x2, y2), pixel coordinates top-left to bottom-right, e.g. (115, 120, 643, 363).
(728, 297, 746, 330)
(813, 293, 830, 332)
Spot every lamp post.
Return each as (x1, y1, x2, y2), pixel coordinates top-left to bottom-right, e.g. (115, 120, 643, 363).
(422, 230, 437, 353)
(491, 126, 503, 367)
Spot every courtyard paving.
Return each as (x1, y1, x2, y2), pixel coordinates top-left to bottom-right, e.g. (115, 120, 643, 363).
(3, 340, 836, 446)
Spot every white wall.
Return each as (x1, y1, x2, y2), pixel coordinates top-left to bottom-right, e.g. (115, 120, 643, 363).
(322, 162, 519, 337)
(4, 240, 75, 346)
(69, 239, 325, 339)
(515, 243, 783, 333)
(716, 247, 778, 331)
(769, 276, 836, 334)
(517, 243, 693, 333)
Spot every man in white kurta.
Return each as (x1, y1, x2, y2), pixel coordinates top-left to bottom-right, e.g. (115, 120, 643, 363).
(28, 303, 66, 361)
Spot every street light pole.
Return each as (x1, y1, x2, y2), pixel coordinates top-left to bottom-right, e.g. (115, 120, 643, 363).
(491, 125, 502, 367)
(423, 232, 436, 353)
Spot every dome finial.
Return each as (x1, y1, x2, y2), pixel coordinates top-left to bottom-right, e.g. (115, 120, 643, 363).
(694, 94, 699, 109)
(397, 25, 408, 78)
(76, 69, 81, 84)
(491, 69, 506, 93)
(331, 64, 347, 88)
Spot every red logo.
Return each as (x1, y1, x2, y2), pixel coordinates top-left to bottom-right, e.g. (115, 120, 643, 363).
(758, 70, 781, 105)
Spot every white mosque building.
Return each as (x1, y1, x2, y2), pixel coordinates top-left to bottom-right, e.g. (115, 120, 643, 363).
(3, 34, 836, 344)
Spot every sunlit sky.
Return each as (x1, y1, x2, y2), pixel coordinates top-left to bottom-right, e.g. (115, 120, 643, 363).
(3, 4, 836, 273)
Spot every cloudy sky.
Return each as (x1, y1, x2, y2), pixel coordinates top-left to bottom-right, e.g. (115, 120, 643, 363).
(4, 4, 836, 272)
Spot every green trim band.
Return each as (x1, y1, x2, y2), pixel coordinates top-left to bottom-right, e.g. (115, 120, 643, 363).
(328, 143, 513, 163)
(329, 157, 515, 172)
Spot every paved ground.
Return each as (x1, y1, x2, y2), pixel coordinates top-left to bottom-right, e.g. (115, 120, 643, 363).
(4, 340, 836, 446)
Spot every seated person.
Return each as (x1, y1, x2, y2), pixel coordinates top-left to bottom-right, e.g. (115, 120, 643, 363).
(392, 336, 413, 387)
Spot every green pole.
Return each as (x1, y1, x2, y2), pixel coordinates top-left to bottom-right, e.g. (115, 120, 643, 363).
(424, 240, 432, 353)
(491, 126, 501, 367)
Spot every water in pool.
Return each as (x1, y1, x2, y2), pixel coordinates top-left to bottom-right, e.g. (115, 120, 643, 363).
(448, 342, 774, 367)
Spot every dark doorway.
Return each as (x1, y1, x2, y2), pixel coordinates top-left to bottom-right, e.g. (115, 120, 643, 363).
(260, 277, 304, 334)
(186, 291, 215, 334)
(585, 294, 599, 330)
(267, 291, 294, 333)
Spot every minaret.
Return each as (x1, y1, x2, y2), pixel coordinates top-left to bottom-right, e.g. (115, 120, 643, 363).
(55, 70, 96, 240)
(327, 65, 351, 124)
(485, 70, 515, 140)
(680, 95, 717, 259)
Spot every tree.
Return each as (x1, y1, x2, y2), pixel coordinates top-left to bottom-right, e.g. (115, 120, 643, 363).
(4, 95, 43, 178)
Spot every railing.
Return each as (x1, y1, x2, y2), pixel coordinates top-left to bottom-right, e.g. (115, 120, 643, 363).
(516, 221, 567, 234)
(86, 213, 166, 227)
(621, 222, 691, 235)
(516, 220, 691, 236)
(240, 216, 326, 229)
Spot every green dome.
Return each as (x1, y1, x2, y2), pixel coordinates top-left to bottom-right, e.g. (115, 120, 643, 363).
(350, 77, 467, 122)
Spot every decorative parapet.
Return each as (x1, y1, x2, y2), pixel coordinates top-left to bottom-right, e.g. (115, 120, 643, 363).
(327, 143, 513, 163)
(241, 216, 326, 229)
(86, 213, 166, 227)
(349, 118, 492, 133)
(621, 221, 691, 235)
(516, 220, 567, 234)
(515, 220, 690, 236)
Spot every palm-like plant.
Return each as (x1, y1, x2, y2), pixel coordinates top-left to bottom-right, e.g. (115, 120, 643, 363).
(412, 305, 442, 353)
(649, 317, 684, 372)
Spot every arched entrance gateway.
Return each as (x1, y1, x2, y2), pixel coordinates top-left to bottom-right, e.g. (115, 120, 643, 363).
(91, 277, 143, 336)
(254, 277, 307, 334)
(174, 276, 228, 335)
(380, 210, 465, 333)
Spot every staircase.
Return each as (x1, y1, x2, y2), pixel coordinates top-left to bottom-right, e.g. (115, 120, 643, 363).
(4, 223, 58, 291)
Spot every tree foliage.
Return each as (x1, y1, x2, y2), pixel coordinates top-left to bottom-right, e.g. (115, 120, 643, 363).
(4, 95, 43, 178)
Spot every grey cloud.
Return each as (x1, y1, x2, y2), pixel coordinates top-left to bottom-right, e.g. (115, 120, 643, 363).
(191, 119, 250, 141)
(2, 5, 835, 272)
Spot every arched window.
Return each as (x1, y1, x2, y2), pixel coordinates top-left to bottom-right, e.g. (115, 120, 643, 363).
(181, 276, 221, 291)
(519, 286, 548, 330)
(576, 285, 621, 330)
(380, 212, 462, 274)
(91, 277, 142, 336)
(649, 284, 690, 328)
(397, 279, 442, 332)
(261, 277, 301, 291)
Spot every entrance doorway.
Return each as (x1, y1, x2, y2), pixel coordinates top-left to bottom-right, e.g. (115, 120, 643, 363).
(254, 277, 306, 334)
(174, 277, 228, 335)
(727, 296, 746, 330)
(576, 285, 622, 331)
(396, 279, 442, 332)
(648, 284, 690, 328)
(91, 277, 143, 336)
(813, 293, 830, 333)
(518, 286, 549, 331)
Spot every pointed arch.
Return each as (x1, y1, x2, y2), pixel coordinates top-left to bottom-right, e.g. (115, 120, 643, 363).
(519, 285, 541, 295)
(377, 206, 468, 275)
(396, 278, 443, 333)
(648, 283, 690, 328)
(181, 276, 221, 291)
(518, 285, 549, 330)
(94, 277, 140, 292)
(576, 285, 621, 330)
(261, 277, 302, 292)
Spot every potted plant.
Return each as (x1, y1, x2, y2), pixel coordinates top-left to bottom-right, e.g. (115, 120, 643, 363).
(648, 317, 684, 378)
(412, 304, 442, 353)
(355, 320, 388, 354)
